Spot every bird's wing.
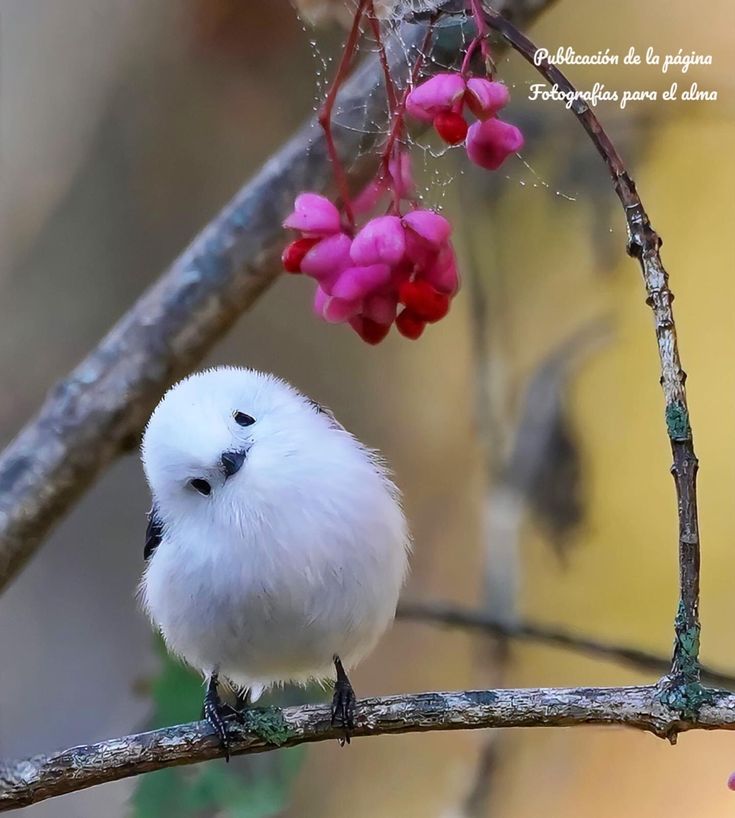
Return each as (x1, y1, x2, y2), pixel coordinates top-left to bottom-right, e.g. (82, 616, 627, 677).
(144, 504, 164, 561)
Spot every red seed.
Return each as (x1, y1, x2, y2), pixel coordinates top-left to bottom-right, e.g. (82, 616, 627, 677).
(396, 309, 426, 340)
(281, 237, 320, 273)
(433, 111, 468, 145)
(399, 280, 450, 323)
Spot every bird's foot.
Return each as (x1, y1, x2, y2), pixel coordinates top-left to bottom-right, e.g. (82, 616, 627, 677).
(203, 674, 242, 761)
(331, 656, 357, 746)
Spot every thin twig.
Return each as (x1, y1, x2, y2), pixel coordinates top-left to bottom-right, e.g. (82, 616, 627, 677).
(398, 602, 735, 690)
(2, 685, 735, 812)
(367, 1, 398, 113)
(481, 5, 702, 689)
(317, 0, 370, 227)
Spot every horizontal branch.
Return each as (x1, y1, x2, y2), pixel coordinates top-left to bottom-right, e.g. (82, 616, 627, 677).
(2, 684, 735, 811)
(398, 602, 735, 689)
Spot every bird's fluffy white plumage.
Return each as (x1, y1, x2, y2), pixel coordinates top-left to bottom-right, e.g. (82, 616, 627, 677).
(140, 367, 409, 700)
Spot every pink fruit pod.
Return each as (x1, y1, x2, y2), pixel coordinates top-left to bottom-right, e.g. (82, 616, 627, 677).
(403, 209, 452, 249)
(421, 243, 460, 296)
(362, 292, 399, 325)
(466, 118, 524, 171)
(405, 73, 466, 122)
(350, 215, 406, 267)
(323, 296, 361, 323)
(301, 233, 352, 284)
(465, 78, 510, 120)
(313, 286, 360, 324)
(331, 264, 392, 301)
(283, 193, 342, 236)
(313, 285, 329, 320)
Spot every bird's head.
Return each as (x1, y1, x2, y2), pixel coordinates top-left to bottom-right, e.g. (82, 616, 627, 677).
(141, 367, 327, 521)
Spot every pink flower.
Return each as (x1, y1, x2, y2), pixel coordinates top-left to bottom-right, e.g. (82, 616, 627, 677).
(283, 193, 461, 344)
(283, 193, 342, 236)
(363, 293, 398, 325)
(313, 286, 361, 324)
(406, 73, 466, 122)
(403, 210, 452, 248)
(331, 264, 391, 301)
(465, 78, 510, 120)
(300, 233, 352, 286)
(405, 72, 514, 147)
(421, 243, 460, 296)
(351, 216, 406, 267)
(466, 118, 524, 170)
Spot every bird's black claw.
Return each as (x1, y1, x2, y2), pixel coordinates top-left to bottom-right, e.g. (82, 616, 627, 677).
(203, 675, 235, 761)
(331, 656, 357, 746)
(221, 702, 246, 724)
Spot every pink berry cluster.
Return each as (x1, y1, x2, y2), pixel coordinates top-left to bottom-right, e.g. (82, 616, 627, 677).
(282, 193, 459, 344)
(406, 73, 524, 170)
(283, 40, 524, 345)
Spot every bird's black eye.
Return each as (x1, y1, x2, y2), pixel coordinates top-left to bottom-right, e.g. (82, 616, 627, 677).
(234, 412, 256, 427)
(190, 478, 211, 496)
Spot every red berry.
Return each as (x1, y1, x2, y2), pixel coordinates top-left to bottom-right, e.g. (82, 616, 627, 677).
(351, 317, 391, 345)
(433, 111, 468, 145)
(396, 309, 426, 340)
(398, 280, 450, 323)
(281, 237, 319, 273)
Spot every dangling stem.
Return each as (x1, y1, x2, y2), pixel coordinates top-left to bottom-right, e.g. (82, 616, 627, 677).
(367, 1, 398, 114)
(469, 0, 492, 66)
(318, 0, 370, 229)
(379, 19, 436, 210)
(460, 35, 483, 76)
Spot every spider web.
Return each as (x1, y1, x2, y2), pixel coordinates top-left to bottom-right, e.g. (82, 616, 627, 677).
(294, 1, 580, 213)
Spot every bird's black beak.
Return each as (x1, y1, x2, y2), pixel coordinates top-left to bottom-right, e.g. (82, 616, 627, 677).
(221, 449, 247, 478)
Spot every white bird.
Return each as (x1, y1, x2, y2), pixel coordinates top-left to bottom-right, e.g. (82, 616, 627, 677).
(139, 367, 409, 753)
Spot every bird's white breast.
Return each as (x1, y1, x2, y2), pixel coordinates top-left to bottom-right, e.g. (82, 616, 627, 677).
(141, 426, 408, 693)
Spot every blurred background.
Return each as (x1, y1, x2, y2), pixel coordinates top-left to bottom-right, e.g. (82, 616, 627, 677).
(0, 0, 733, 816)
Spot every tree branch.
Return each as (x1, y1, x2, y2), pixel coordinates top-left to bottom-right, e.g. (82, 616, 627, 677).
(398, 602, 735, 689)
(2, 685, 734, 811)
(481, 3, 702, 689)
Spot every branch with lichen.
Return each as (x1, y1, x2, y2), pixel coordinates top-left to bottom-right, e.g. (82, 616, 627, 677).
(3, 685, 735, 812)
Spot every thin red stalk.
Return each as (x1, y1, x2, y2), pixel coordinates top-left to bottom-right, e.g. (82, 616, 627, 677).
(460, 35, 483, 76)
(379, 19, 435, 202)
(318, 0, 370, 229)
(469, 0, 491, 65)
(367, 1, 397, 114)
